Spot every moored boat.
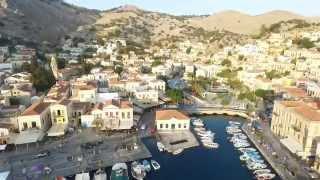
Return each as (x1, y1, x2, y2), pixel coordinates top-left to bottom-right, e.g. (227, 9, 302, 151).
(172, 148, 184, 155)
(110, 163, 129, 180)
(253, 169, 271, 175)
(203, 142, 219, 149)
(142, 160, 151, 172)
(131, 161, 146, 180)
(151, 160, 160, 170)
(256, 173, 276, 180)
(94, 169, 107, 180)
(157, 142, 165, 152)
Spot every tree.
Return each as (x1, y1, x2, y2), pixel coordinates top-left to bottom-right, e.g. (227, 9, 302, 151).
(166, 89, 183, 104)
(114, 66, 124, 76)
(186, 47, 192, 54)
(57, 58, 66, 69)
(151, 59, 163, 67)
(221, 59, 232, 66)
(293, 38, 315, 49)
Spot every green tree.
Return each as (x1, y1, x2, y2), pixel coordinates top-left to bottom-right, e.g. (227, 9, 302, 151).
(166, 89, 183, 104)
(221, 59, 232, 66)
(186, 47, 192, 54)
(114, 65, 124, 76)
(293, 38, 315, 49)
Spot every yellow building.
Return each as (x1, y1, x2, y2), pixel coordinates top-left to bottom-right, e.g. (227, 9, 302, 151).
(271, 100, 320, 161)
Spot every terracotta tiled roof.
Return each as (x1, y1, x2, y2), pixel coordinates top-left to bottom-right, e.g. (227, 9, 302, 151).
(156, 110, 189, 121)
(283, 87, 308, 98)
(280, 101, 320, 121)
(294, 106, 320, 121)
(22, 102, 51, 116)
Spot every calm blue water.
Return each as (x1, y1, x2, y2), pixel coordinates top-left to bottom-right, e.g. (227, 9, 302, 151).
(142, 115, 281, 180)
(69, 115, 280, 180)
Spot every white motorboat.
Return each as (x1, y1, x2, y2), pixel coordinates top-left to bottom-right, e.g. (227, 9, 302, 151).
(172, 148, 184, 155)
(229, 121, 241, 126)
(94, 169, 107, 180)
(193, 121, 204, 127)
(197, 131, 214, 138)
(247, 162, 267, 170)
(256, 173, 276, 180)
(203, 142, 219, 149)
(75, 172, 90, 180)
(253, 169, 271, 175)
(194, 127, 206, 132)
(131, 161, 146, 180)
(157, 142, 165, 152)
(151, 160, 160, 170)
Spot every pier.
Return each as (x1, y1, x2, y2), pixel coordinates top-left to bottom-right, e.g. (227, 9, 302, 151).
(157, 130, 199, 153)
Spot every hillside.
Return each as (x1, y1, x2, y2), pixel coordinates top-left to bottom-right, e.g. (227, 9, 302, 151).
(92, 6, 247, 52)
(188, 10, 320, 35)
(0, 0, 99, 43)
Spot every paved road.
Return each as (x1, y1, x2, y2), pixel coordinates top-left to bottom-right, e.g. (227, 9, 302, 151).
(244, 122, 311, 180)
(0, 129, 151, 180)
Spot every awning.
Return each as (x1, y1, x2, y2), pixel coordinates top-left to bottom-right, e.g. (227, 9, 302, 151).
(0, 171, 10, 180)
(14, 130, 45, 145)
(280, 137, 304, 156)
(47, 124, 67, 137)
(0, 144, 7, 151)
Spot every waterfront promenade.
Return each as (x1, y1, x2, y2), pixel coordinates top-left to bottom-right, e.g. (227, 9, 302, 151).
(0, 130, 151, 180)
(243, 123, 310, 180)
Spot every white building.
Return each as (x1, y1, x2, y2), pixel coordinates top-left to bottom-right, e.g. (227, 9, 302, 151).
(156, 110, 190, 131)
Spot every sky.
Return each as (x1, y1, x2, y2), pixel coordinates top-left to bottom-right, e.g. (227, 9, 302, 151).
(65, 0, 320, 16)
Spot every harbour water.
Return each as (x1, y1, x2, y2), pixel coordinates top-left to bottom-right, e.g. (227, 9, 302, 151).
(68, 115, 281, 180)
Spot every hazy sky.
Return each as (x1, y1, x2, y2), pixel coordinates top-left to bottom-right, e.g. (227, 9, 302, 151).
(65, 0, 319, 16)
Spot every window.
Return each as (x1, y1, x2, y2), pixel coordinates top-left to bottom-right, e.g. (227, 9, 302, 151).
(171, 124, 175, 129)
(122, 112, 125, 119)
(110, 112, 113, 116)
(178, 124, 181, 129)
(160, 124, 163, 129)
(23, 122, 28, 129)
(127, 112, 131, 118)
(57, 110, 61, 116)
(32, 122, 37, 128)
(0, 132, 4, 137)
(184, 123, 187, 128)
(116, 112, 118, 116)
(165, 124, 168, 128)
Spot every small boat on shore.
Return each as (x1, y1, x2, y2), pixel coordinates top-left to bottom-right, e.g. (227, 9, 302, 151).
(131, 161, 146, 180)
(157, 142, 165, 152)
(172, 148, 184, 155)
(94, 169, 107, 180)
(75, 172, 90, 180)
(151, 160, 160, 170)
(110, 163, 129, 180)
(142, 160, 151, 172)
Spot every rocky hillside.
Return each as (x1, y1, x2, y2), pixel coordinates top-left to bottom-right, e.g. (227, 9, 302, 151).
(0, 0, 99, 43)
(92, 5, 247, 51)
(188, 10, 320, 35)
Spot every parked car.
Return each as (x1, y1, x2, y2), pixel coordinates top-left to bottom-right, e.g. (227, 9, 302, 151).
(33, 150, 50, 159)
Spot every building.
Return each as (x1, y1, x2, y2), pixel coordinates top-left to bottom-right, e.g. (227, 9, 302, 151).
(155, 110, 190, 131)
(47, 99, 72, 137)
(81, 99, 133, 130)
(17, 102, 51, 132)
(271, 101, 320, 160)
